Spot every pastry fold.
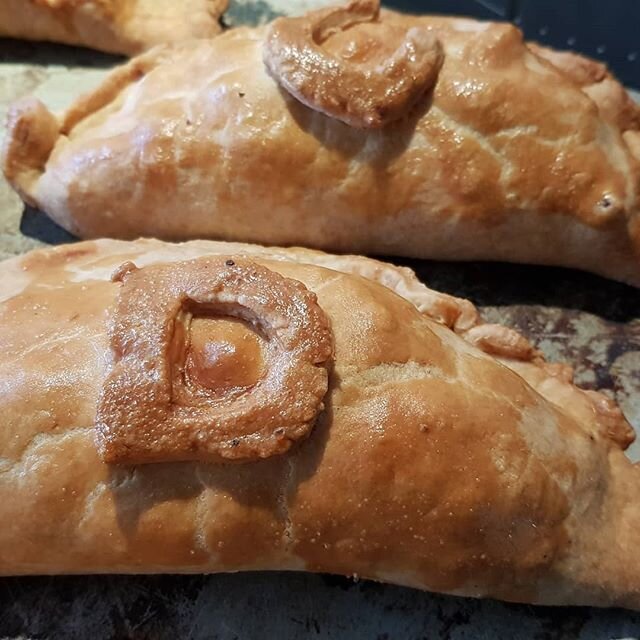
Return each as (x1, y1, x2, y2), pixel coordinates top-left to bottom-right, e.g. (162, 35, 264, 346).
(2, 1, 640, 284)
(0, 0, 226, 55)
(0, 237, 638, 610)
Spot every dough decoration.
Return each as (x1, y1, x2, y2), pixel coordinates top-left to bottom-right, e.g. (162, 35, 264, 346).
(96, 257, 334, 464)
(263, 0, 444, 128)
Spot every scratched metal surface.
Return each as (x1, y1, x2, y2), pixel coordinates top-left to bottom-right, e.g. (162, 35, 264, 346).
(0, 2, 640, 639)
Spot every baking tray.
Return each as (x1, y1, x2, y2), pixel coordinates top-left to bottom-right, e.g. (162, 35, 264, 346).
(0, 3, 639, 638)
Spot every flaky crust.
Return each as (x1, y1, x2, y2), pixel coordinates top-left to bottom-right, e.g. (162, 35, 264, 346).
(2, 4, 639, 284)
(0, 237, 638, 610)
(0, 0, 226, 55)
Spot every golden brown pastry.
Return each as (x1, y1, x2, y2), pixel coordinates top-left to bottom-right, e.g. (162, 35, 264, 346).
(3, 0, 640, 284)
(0, 237, 638, 610)
(0, 0, 226, 55)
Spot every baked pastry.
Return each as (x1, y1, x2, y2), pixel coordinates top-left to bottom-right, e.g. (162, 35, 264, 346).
(3, 0, 640, 284)
(0, 237, 638, 610)
(0, 0, 226, 55)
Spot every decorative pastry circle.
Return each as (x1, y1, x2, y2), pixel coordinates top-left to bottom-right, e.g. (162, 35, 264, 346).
(95, 257, 334, 464)
(262, 0, 444, 128)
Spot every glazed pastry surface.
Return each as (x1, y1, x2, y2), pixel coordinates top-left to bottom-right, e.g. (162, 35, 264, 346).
(0, 237, 638, 610)
(3, 1, 639, 283)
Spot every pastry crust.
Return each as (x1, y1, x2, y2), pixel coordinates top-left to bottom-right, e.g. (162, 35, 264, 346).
(2, 3, 639, 284)
(0, 0, 226, 55)
(0, 237, 638, 610)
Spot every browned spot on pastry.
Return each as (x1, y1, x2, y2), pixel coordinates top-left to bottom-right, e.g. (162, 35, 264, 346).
(96, 257, 334, 464)
(263, 0, 444, 128)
